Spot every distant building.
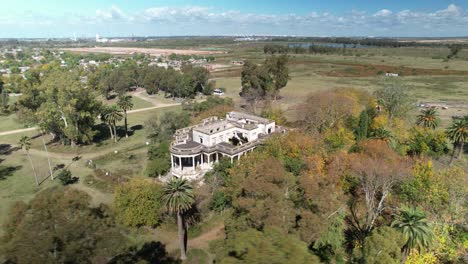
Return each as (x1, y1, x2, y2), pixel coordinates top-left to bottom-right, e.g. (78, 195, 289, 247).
(385, 72, 399, 77)
(169, 112, 286, 180)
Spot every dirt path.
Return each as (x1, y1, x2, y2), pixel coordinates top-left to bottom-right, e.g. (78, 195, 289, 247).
(0, 127, 37, 137)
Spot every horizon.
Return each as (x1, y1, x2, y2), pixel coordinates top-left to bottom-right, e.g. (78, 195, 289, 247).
(1, 1, 468, 38)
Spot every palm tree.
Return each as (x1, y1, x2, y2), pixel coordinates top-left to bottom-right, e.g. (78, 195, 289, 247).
(38, 123, 54, 180)
(117, 95, 134, 138)
(392, 207, 433, 261)
(370, 127, 394, 145)
(104, 105, 123, 143)
(163, 178, 195, 260)
(446, 117, 468, 165)
(18, 136, 39, 186)
(416, 107, 440, 129)
(100, 106, 114, 140)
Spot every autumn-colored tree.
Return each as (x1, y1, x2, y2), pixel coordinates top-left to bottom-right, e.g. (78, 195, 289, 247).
(298, 90, 359, 133)
(225, 153, 297, 233)
(347, 140, 411, 243)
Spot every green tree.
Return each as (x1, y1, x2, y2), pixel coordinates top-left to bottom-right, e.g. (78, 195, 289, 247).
(265, 54, 290, 100)
(146, 141, 171, 177)
(117, 95, 134, 138)
(0, 89, 9, 112)
(215, 228, 320, 264)
(446, 117, 467, 165)
(163, 178, 195, 260)
(356, 110, 370, 141)
(57, 169, 76, 185)
(392, 207, 433, 261)
(18, 136, 38, 186)
(353, 226, 405, 264)
(1, 188, 128, 263)
(104, 105, 123, 143)
(374, 78, 414, 119)
(114, 178, 164, 227)
(416, 108, 440, 129)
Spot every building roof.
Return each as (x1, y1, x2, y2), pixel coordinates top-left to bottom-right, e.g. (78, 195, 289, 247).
(227, 111, 272, 124)
(193, 120, 235, 135)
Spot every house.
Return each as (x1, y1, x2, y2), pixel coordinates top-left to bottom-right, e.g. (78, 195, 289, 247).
(169, 111, 286, 180)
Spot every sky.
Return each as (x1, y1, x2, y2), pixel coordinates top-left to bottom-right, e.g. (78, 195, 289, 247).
(1, 0, 468, 38)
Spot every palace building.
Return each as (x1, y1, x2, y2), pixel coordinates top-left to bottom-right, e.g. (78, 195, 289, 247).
(170, 111, 285, 180)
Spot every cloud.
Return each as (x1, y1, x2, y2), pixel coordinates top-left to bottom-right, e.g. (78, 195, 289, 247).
(0, 4, 467, 37)
(95, 5, 128, 21)
(374, 9, 393, 17)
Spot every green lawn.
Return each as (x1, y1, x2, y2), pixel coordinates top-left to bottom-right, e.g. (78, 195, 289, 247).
(0, 113, 26, 132)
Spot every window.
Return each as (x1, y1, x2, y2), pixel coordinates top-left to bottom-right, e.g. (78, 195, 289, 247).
(199, 137, 203, 144)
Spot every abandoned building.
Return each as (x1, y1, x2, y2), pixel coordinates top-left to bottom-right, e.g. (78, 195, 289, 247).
(170, 111, 285, 180)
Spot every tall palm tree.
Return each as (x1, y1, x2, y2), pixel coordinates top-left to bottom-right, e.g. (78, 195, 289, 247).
(416, 107, 440, 130)
(446, 117, 468, 165)
(104, 105, 123, 143)
(38, 123, 54, 180)
(392, 207, 433, 261)
(117, 95, 134, 138)
(18, 136, 39, 186)
(163, 178, 195, 260)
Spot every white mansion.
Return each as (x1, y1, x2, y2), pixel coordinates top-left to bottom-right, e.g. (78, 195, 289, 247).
(170, 111, 284, 180)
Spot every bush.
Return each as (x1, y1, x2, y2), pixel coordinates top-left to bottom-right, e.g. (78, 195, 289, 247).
(57, 169, 77, 185)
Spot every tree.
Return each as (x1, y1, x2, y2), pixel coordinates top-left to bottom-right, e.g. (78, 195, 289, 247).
(35, 70, 102, 146)
(240, 60, 272, 112)
(446, 117, 467, 165)
(215, 228, 320, 263)
(356, 110, 370, 141)
(114, 178, 164, 227)
(117, 95, 134, 138)
(162, 178, 195, 260)
(374, 78, 414, 119)
(104, 105, 123, 143)
(146, 141, 171, 177)
(353, 226, 405, 264)
(392, 207, 433, 261)
(347, 140, 411, 242)
(299, 90, 359, 133)
(1, 188, 128, 263)
(18, 136, 38, 186)
(0, 89, 9, 112)
(57, 169, 77, 185)
(265, 54, 290, 100)
(416, 108, 440, 130)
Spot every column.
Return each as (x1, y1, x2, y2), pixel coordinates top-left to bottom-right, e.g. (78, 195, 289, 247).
(171, 155, 174, 170)
(192, 156, 195, 170)
(207, 154, 211, 165)
(230, 156, 233, 163)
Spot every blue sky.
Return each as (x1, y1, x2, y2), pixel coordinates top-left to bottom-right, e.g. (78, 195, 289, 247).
(1, 0, 468, 38)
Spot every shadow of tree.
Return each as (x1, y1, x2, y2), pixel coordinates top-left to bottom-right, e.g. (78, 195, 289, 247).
(109, 241, 180, 264)
(0, 165, 22, 180)
(0, 144, 19, 156)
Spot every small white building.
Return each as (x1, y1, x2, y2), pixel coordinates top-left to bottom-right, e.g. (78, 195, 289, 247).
(170, 111, 284, 180)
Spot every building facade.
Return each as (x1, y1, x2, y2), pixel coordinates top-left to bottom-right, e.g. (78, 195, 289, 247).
(170, 111, 283, 180)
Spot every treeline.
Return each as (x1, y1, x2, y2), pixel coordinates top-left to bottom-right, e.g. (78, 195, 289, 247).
(88, 62, 213, 99)
(264, 43, 344, 55)
(268, 37, 468, 48)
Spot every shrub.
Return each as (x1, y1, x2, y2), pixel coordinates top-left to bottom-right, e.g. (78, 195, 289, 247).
(57, 169, 77, 185)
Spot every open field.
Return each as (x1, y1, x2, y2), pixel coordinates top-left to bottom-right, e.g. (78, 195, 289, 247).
(61, 46, 226, 56)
